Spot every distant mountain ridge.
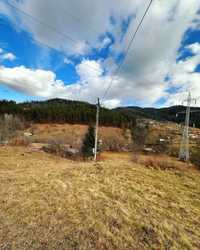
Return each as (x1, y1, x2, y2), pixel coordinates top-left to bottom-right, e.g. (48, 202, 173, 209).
(0, 98, 200, 128)
(115, 106, 200, 128)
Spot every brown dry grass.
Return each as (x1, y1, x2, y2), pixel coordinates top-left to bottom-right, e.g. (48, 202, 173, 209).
(131, 153, 197, 171)
(27, 124, 131, 151)
(0, 147, 200, 249)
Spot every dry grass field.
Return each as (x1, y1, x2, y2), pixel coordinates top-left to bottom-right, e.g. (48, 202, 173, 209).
(0, 147, 200, 250)
(21, 121, 200, 156)
(25, 124, 132, 151)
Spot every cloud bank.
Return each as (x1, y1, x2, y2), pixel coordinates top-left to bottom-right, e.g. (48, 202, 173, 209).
(0, 0, 200, 107)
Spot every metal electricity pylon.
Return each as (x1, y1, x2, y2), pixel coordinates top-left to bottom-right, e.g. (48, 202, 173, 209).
(177, 92, 198, 162)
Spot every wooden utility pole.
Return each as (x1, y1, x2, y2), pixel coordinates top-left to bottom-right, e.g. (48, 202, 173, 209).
(94, 98, 100, 161)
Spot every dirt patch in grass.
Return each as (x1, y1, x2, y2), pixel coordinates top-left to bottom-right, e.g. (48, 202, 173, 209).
(0, 147, 200, 249)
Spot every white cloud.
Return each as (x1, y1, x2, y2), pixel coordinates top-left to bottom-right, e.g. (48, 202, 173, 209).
(1, 0, 140, 53)
(63, 58, 73, 65)
(0, 48, 16, 62)
(102, 99, 122, 109)
(1, 52, 16, 61)
(76, 60, 103, 79)
(71, 41, 90, 56)
(0, 0, 200, 106)
(0, 59, 168, 108)
(0, 66, 66, 98)
(166, 43, 200, 105)
(0, 62, 103, 101)
(187, 42, 200, 54)
(98, 37, 112, 50)
(0, 43, 199, 108)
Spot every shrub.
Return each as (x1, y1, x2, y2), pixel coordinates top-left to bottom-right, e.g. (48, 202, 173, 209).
(190, 147, 200, 167)
(132, 154, 178, 170)
(81, 125, 95, 158)
(10, 137, 31, 147)
(43, 139, 80, 160)
(0, 114, 25, 144)
(168, 146, 179, 158)
(131, 121, 149, 151)
(102, 136, 125, 151)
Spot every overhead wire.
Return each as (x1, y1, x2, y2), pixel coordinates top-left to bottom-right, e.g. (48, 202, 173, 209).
(6, 0, 77, 43)
(4, 0, 154, 105)
(5, 0, 102, 74)
(101, 0, 154, 103)
(58, 0, 100, 35)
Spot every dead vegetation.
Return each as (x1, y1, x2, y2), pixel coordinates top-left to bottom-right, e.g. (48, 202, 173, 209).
(132, 153, 197, 171)
(25, 123, 132, 152)
(0, 147, 200, 249)
(0, 114, 25, 144)
(43, 139, 80, 160)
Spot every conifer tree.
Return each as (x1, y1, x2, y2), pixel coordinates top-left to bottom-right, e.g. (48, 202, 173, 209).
(81, 125, 95, 158)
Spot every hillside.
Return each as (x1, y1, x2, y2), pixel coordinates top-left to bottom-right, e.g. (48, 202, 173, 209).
(0, 99, 134, 128)
(24, 123, 132, 152)
(1, 99, 200, 128)
(0, 147, 200, 249)
(115, 106, 200, 128)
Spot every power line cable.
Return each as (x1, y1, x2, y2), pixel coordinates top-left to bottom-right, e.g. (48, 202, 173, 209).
(58, 0, 100, 35)
(4, 0, 154, 103)
(7, 0, 104, 53)
(5, 0, 102, 73)
(6, 0, 77, 43)
(101, 0, 154, 102)
(0, 22, 102, 77)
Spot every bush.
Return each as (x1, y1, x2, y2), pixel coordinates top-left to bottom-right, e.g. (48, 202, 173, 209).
(132, 154, 178, 171)
(155, 141, 169, 154)
(103, 136, 126, 151)
(10, 137, 31, 147)
(43, 139, 80, 160)
(0, 114, 25, 144)
(81, 125, 95, 158)
(168, 146, 179, 158)
(131, 121, 149, 151)
(190, 147, 200, 167)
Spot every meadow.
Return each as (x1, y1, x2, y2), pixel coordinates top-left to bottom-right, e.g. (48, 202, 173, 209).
(0, 147, 200, 249)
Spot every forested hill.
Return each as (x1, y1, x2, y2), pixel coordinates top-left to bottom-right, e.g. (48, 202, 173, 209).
(0, 99, 134, 128)
(1, 99, 200, 128)
(115, 106, 200, 128)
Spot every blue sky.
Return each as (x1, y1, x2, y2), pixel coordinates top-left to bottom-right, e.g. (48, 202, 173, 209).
(0, 0, 200, 108)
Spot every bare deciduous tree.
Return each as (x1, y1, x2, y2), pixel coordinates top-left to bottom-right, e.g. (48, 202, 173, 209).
(0, 114, 24, 144)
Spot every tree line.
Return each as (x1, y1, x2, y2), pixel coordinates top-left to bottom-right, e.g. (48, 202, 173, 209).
(0, 99, 135, 128)
(116, 105, 200, 128)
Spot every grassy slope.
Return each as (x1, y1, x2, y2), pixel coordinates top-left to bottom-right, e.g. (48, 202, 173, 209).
(25, 123, 132, 151)
(0, 147, 200, 250)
